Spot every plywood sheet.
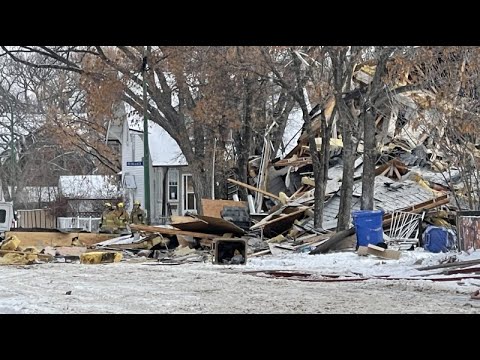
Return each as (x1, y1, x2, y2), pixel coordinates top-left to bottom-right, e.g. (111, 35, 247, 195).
(201, 199, 247, 218)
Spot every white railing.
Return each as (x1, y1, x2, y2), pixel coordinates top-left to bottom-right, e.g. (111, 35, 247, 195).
(57, 217, 101, 232)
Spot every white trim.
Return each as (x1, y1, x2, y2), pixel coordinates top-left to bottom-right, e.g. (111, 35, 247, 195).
(182, 173, 196, 214)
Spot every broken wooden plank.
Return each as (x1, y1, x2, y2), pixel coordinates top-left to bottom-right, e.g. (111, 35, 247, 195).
(170, 219, 210, 233)
(249, 249, 271, 257)
(357, 245, 401, 260)
(130, 224, 218, 239)
(193, 214, 245, 235)
(171, 215, 208, 224)
(416, 258, 480, 271)
(227, 178, 281, 201)
(201, 198, 248, 218)
(309, 227, 356, 255)
(250, 206, 309, 230)
(4, 231, 117, 248)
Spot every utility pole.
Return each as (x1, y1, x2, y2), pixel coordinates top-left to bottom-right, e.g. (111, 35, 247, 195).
(142, 46, 151, 224)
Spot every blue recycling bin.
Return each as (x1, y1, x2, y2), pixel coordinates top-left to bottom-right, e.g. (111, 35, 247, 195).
(352, 210, 384, 248)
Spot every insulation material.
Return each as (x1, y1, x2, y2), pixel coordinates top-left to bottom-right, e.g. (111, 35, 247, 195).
(80, 252, 123, 264)
(1, 236, 20, 251)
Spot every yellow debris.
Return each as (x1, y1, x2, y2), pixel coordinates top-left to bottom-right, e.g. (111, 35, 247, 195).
(80, 252, 123, 264)
(279, 192, 289, 204)
(17, 246, 39, 254)
(1, 236, 20, 251)
(267, 234, 286, 244)
(0, 252, 37, 265)
(301, 177, 315, 187)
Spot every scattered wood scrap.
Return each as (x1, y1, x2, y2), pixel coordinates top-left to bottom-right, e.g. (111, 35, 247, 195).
(357, 244, 401, 260)
(310, 227, 356, 255)
(130, 224, 218, 239)
(227, 178, 281, 202)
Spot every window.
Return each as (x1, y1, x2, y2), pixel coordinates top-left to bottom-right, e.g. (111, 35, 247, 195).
(168, 169, 179, 201)
(0, 210, 5, 223)
(182, 174, 196, 213)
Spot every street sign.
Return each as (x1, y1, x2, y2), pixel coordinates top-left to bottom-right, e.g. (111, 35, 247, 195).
(127, 161, 143, 166)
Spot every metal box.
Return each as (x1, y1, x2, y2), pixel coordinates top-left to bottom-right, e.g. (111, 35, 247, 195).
(212, 238, 247, 265)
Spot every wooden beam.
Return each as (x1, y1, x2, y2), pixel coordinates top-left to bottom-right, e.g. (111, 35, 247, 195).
(416, 258, 480, 271)
(250, 206, 309, 230)
(309, 227, 356, 255)
(5, 231, 117, 247)
(227, 178, 281, 201)
(130, 224, 218, 239)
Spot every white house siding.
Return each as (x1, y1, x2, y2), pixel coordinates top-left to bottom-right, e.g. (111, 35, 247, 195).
(151, 166, 166, 224)
(122, 129, 146, 212)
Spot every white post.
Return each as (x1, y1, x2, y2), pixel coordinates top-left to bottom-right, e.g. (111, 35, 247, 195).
(76, 216, 79, 229)
(89, 216, 92, 232)
(247, 195, 256, 214)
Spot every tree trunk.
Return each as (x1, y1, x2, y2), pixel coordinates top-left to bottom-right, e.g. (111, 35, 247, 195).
(190, 164, 210, 216)
(361, 111, 376, 210)
(315, 113, 331, 229)
(337, 122, 357, 231)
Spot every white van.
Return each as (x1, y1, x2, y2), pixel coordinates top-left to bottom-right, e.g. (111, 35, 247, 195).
(0, 202, 14, 238)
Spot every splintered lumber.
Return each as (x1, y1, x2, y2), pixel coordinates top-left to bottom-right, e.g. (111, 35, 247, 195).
(249, 249, 271, 257)
(227, 178, 281, 201)
(273, 157, 312, 168)
(4, 231, 117, 247)
(201, 199, 247, 218)
(170, 216, 209, 232)
(309, 227, 356, 255)
(251, 206, 308, 230)
(261, 208, 310, 238)
(416, 258, 480, 271)
(130, 224, 217, 239)
(171, 215, 208, 225)
(194, 215, 245, 235)
(382, 195, 450, 228)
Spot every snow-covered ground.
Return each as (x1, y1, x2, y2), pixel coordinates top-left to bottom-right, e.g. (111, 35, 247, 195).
(0, 249, 480, 314)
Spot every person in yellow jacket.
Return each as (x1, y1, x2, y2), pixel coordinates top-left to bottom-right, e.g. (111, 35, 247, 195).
(100, 203, 116, 233)
(114, 202, 130, 233)
(130, 200, 146, 225)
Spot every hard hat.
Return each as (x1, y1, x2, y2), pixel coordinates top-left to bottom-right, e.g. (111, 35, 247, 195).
(104, 202, 111, 207)
(117, 202, 124, 208)
(134, 200, 141, 205)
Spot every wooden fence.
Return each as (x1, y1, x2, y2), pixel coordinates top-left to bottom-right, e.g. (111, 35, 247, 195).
(16, 209, 56, 229)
